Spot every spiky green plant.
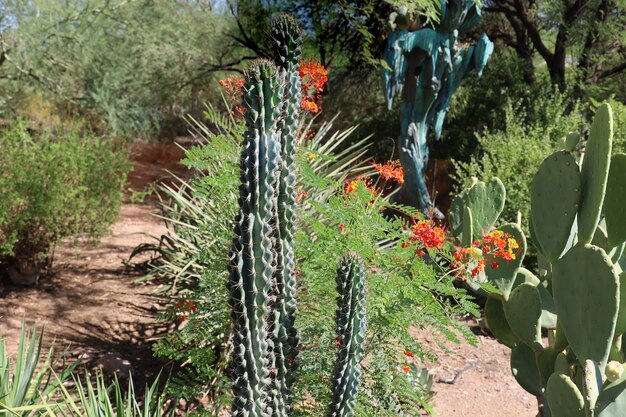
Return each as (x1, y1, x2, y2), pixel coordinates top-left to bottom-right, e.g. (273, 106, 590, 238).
(270, 15, 303, 415)
(328, 255, 367, 417)
(227, 17, 370, 417)
(0, 326, 76, 416)
(57, 372, 170, 417)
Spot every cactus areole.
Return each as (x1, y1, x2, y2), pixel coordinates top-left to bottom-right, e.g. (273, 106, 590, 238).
(382, 0, 494, 217)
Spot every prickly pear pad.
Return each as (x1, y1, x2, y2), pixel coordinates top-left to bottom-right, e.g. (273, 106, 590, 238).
(615, 272, 626, 334)
(605, 153, 626, 248)
(448, 177, 505, 242)
(578, 103, 613, 244)
(510, 343, 542, 396)
(485, 298, 519, 349)
(505, 283, 542, 348)
(485, 223, 526, 299)
(595, 374, 626, 416)
(546, 374, 585, 417)
(552, 244, 620, 371)
(531, 150, 581, 261)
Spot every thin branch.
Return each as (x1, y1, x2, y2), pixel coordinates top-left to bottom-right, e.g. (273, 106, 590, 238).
(586, 61, 626, 84)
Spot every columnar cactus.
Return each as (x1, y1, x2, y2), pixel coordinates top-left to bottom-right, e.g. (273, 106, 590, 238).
(450, 103, 626, 417)
(229, 59, 284, 417)
(329, 255, 367, 417)
(228, 16, 368, 417)
(270, 15, 303, 415)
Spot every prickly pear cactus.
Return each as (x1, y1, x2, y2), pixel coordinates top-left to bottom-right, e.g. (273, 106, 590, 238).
(454, 103, 626, 417)
(448, 177, 506, 241)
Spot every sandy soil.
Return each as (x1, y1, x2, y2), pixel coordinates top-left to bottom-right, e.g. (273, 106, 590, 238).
(0, 141, 538, 416)
(411, 326, 537, 417)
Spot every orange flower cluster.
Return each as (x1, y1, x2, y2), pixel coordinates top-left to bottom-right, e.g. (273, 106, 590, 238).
(299, 58, 328, 113)
(409, 220, 446, 249)
(479, 230, 520, 261)
(301, 100, 320, 113)
(175, 300, 197, 322)
(218, 77, 246, 118)
(450, 247, 485, 278)
(451, 230, 521, 280)
(374, 160, 404, 184)
(344, 177, 378, 196)
(218, 58, 328, 116)
(295, 189, 308, 203)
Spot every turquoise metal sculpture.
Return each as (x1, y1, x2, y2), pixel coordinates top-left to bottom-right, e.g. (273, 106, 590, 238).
(382, 1, 494, 217)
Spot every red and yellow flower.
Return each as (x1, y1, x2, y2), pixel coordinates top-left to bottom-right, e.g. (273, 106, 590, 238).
(373, 160, 404, 184)
(410, 220, 445, 249)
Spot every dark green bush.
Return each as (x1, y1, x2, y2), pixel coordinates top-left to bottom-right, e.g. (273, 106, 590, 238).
(440, 52, 554, 161)
(452, 90, 582, 251)
(0, 120, 130, 274)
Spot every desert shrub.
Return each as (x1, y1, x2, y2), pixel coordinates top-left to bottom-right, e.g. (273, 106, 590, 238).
(453, 90, 583, 236)
(131, 109, 242, 410)
(293, 171, 476, 417)
(0, 120, 130, 275)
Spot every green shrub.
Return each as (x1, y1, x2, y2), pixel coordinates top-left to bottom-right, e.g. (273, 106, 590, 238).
(0, 120, 130, 274)
(453, 90, 583, 237)
(438, 52, 548, 160)
(293, 176, 476, 417)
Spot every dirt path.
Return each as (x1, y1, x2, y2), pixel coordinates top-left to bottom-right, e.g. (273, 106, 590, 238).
(0, 204, 169, 384)
(0, 141, 190, 385)
(411, 326, 537, 416)
(0, 141, 538, 416)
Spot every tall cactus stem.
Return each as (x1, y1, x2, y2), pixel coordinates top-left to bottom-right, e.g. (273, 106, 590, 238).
(229, 59, 284, 417)
(269, 14, 303, 417)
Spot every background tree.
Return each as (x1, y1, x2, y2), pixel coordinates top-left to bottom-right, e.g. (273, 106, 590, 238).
(0, 0, 252, 136)
(483, 0, 626, 91)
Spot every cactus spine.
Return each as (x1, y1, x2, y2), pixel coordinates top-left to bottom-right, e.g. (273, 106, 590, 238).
(269, 15, 303, 416)
(450, 103, 626, 416)
(228, 16, 367, 417)
(329, 255, 367, 417)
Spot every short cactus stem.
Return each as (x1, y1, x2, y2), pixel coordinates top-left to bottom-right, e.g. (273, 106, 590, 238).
(328, 254, 367, 417)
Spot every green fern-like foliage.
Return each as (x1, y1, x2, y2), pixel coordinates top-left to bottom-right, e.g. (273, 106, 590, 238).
(292, 161, 477, 417)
